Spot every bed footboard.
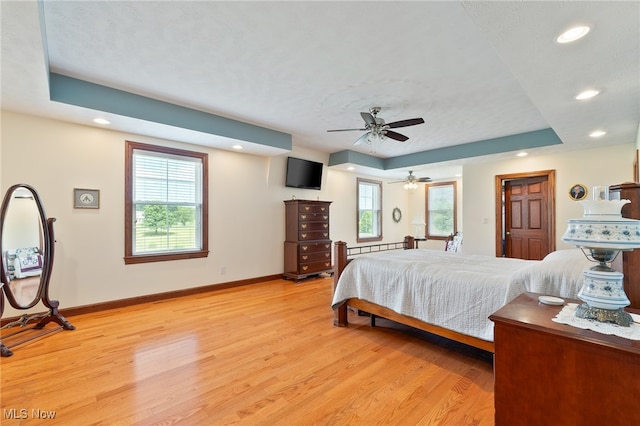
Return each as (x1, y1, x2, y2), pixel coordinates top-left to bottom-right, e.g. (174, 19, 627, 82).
(333, 236, 414, 327)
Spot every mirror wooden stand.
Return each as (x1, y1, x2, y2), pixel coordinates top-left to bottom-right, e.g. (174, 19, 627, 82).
(0, 184, 74, 357)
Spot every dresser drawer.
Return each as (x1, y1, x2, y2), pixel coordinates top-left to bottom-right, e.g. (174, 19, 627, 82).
(298, 203, 330, 214)
(299, 250, 331, 263)
(299, 221, 329, 232)
(299, 230, 330, 241)
(298, 212, 329, 222)
(299, 260, 332, 274)
(299, 241, 332, 253)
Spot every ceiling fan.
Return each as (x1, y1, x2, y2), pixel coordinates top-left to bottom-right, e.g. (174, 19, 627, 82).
(327, 107, 425, 146)
(389, 171, 432, 189)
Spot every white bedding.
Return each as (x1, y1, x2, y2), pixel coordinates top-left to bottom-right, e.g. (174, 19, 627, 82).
(331, 249, 591, 341)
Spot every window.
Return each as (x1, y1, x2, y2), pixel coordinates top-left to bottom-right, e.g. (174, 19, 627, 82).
(425, 181, 457, 240)
(125, 141, 208, 264)
(357, 178, 382, 242)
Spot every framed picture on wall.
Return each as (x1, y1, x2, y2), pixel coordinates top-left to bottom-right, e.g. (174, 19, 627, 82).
(74, 188, 100, 209)
(568, 184, 588, 201)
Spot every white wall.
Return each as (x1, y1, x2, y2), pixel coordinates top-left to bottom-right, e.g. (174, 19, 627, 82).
(463, 143, 635, 256)
(1, 111, 635, 316)
(0, 111, 410, 315)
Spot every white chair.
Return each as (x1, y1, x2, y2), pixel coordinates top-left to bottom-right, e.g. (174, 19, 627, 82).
(445, 232, 463, 253)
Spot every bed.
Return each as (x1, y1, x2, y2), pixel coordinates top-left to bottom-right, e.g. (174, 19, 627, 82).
(331, 238, 593, 352)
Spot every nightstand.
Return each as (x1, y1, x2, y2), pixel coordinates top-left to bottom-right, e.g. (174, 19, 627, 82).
(413, 238, 427, 249)
(489, 292, 640, 426)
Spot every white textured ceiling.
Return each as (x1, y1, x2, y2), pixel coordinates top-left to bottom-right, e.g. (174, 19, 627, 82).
(1, 1, 638, 180)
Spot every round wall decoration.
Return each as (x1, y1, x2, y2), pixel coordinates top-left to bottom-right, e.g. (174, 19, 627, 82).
(392, 207, 402, 223)
(568, 184, 588, 201)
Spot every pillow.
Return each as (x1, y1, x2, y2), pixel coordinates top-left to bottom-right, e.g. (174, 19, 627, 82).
(15, 252, 43, 278)
(5, 247, 42, 279)
(512, 249, 591, 299)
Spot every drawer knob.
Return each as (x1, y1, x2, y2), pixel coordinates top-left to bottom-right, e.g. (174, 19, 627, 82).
(300, 214, 307, 220)
(302, 266, 308, 271)
(301, 233, 307, 239)
(302, 255, 308, 260)
(302, 246, 308, 251)
(301, 224, 307, 229)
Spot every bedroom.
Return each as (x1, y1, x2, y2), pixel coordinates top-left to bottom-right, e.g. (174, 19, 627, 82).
(1, 0, 638, 319)
(1, 1, 639, 424)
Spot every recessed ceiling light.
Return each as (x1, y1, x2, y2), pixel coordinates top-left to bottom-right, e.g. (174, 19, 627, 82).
(556, 25, 590, 44)
(517, 152, 528, 157)
(576, 89, 600, 100)
(93, 118, 110, 125)
(589, 130, 606, 138)
(347, 166, 355, 171)
(232, 144, 243, 150)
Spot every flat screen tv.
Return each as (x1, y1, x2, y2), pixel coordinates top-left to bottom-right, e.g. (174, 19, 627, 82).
(285, 157, 323, 190)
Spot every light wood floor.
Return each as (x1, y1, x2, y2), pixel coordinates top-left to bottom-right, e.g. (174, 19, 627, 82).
(1, 277, 495, 425)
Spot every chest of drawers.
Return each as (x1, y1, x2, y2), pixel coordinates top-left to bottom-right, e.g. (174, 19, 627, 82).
(283, 200, 332, 281)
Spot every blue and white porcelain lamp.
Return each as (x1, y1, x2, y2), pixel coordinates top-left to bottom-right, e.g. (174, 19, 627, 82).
(562, 197, 640, 327)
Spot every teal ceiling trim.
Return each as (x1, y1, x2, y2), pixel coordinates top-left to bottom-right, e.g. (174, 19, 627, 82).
(386, 128, 561, 169)
(48, 73, 292, 150)
(328, 150, 386, 169)
(329, 128, 561, 170)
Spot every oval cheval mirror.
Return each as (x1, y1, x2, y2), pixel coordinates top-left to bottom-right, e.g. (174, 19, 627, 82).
(0, 184, 74, 357)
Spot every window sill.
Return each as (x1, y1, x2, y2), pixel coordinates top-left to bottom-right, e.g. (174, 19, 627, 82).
(124, 250, 209, 265)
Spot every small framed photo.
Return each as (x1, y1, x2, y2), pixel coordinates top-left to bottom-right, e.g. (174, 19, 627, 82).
(568, 184, 588, 201)
(74, 188, 100, 209)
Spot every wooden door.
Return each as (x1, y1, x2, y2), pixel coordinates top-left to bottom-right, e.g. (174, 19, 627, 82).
(504, 176, 550, 260)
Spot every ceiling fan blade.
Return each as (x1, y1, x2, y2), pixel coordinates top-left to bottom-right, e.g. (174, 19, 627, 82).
(416, 177, 432, 182)
(388, 180, 406, 184)
(386, 118, 425, 128)
(360, 112, 376, 126)
(353, 132, 370, 146)
(327, 128, 367, 132)
(384, 130, 409, 142)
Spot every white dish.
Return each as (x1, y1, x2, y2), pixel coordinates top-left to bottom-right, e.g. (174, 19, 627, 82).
(538, 295, 565, 306)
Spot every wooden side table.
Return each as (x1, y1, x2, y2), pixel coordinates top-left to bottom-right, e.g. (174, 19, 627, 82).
(413, 238, 427, 249)
(490, 292, 640, 426)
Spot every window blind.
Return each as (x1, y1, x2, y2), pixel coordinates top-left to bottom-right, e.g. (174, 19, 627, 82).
(132, 149, 203, 254)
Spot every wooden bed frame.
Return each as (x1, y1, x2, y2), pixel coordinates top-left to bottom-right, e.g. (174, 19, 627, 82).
(332, 234, 639, 353)
(333, 236, 495, 353)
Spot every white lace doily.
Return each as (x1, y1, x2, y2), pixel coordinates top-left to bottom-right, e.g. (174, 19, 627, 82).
(552, 303, 640, 340)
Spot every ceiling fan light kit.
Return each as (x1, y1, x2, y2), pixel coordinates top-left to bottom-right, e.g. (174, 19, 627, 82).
(327, 107, 425, 146)
(389, 171, 432, 190)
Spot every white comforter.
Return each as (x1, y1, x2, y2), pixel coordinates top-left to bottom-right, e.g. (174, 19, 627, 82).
(331, 249, 591, 341)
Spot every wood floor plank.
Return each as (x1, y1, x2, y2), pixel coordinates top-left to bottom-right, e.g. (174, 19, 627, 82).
(1, 277, 494, 425)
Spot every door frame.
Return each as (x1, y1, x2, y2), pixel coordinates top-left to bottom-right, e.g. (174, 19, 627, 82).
(494, 170, 556, 258)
